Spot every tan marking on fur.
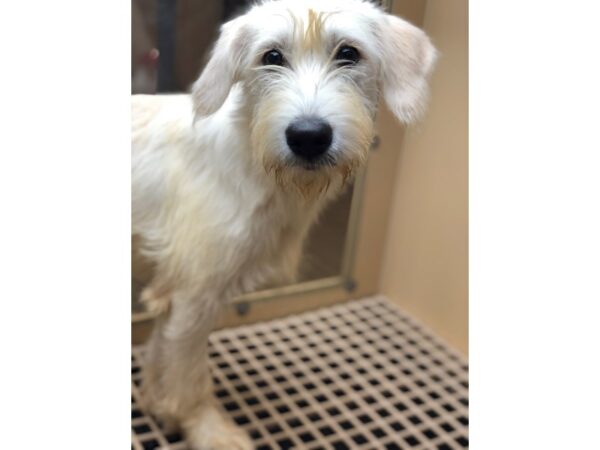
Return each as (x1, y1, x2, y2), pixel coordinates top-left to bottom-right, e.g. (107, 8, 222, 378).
(339, 163, 355, 188)
(289, 8, 329, 55)
(303, 9, 324, 51)
(140, 286, 171, 315)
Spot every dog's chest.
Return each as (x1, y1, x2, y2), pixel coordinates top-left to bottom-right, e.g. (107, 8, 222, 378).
(215, 176, 323, 282)
(175, 164, 316, 286)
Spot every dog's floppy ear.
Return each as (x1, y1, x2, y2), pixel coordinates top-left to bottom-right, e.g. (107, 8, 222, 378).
(379, 14, 437, 123)
(192, 16, 250, 118)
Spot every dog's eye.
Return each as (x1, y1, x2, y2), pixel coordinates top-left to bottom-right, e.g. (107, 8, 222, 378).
(335, 45, 360, 65)
(262, 49, 284, 66)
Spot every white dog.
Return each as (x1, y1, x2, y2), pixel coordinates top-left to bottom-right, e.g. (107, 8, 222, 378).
(132, 1, 436, 448)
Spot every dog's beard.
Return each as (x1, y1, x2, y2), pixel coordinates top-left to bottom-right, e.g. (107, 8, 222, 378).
(289, 152, 338, 171)
(254, 127, 371, 198)
(262, 156, 358, 199)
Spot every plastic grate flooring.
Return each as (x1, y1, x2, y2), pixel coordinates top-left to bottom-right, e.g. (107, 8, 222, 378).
(132, 296, 468, 449)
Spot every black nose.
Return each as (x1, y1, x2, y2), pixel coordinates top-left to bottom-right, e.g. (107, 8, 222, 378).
(285, 117, 333, 160)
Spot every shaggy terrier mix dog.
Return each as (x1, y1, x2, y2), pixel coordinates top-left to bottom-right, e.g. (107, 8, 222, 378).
(132, 0, 436, 448)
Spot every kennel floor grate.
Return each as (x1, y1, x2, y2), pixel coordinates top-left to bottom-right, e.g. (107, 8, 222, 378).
(132, 296, 468, 450)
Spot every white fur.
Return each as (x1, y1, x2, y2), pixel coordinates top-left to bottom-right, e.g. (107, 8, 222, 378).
(132, 1, 436, 449)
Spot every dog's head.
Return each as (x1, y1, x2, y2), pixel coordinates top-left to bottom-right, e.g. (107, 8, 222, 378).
(192, 0, 436, 196)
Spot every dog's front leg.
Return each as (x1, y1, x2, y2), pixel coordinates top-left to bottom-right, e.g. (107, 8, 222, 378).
(143, 288, 253, 450)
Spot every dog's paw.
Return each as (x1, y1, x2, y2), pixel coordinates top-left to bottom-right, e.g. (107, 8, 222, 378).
(140, 287, 170, 315)
(183, 405, 254, 450)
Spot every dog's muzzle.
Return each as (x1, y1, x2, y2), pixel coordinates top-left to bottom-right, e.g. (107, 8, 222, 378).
(285, 117, 333, 162)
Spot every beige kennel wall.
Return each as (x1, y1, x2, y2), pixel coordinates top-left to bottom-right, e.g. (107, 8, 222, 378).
(380, 0, 468, 357)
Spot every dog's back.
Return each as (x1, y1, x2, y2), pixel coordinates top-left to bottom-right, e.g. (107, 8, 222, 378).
(131, 94, 193, 236)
